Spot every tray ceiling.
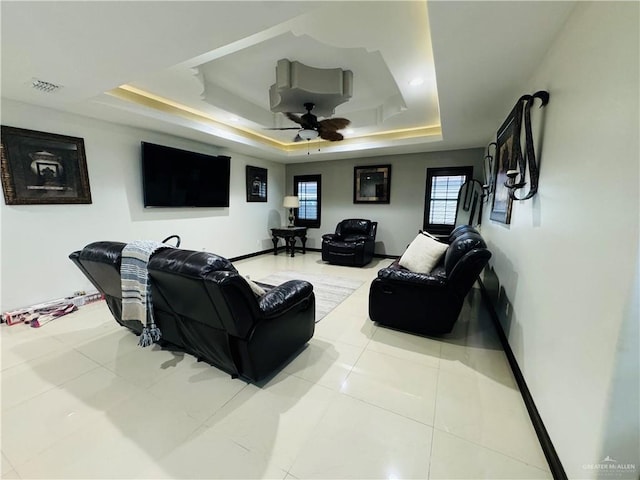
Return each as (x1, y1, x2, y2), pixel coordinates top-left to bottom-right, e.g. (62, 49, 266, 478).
(0, 1, 576, 162)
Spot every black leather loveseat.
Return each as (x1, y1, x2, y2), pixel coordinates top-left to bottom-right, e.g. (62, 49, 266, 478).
(368, 227, 491, 335)
(69, 242, 315, 382)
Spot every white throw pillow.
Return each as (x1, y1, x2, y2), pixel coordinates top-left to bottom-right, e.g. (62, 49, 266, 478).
(398, 233, 448, 274)
(243, 276, 266, 297)
(420, 230, 439, 241)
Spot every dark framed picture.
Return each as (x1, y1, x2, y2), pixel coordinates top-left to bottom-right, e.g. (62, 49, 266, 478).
(490, 110, 519, 224)
(246, 165, 267, 202)
(354, 164, 391, 204)
(1, 126, 91, 205)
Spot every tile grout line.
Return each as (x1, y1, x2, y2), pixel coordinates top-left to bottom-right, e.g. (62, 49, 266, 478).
(337, 313, 374, 389)
(426, 360, 442, 479)
(336, 388, 435, 428)
(198, 381, 251, 426)
(431, 424, 552, 474)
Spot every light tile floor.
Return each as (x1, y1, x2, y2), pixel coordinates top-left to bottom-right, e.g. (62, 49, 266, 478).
(1, 252, 551, 479)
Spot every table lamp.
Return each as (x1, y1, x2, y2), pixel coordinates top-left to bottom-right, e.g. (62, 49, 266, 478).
(283, 196, 299, 227)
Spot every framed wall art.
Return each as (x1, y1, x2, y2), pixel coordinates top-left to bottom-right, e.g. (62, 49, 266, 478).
(1, 126, 92, 205)
(489, 111, 518, 224)
(353, 164, 391, 204)
(246, 165, 267, 202)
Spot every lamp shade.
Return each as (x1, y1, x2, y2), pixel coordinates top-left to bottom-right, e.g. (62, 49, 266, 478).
(283, 196, 299, 208)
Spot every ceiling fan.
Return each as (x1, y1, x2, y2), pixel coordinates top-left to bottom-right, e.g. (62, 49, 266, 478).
(268, 103, 351, 142)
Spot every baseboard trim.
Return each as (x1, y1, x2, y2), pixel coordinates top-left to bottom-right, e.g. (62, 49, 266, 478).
(477, 278, 567, 480)
(304, 247, 398, 260)
(230, 248, 399, 262)
(229, 249, 274, 262)
(374, 253, 400, 259)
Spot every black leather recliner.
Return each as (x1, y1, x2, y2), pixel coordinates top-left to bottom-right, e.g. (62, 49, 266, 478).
(69, 242, 315, 382)
(321, 218, 378, 267)
(368, 227, 491, 335)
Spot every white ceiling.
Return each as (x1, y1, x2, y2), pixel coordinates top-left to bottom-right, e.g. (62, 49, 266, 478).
(1, 1, 576, 163)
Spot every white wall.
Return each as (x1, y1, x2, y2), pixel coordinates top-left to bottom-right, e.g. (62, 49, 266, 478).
(0, 99, 286, 312)
(481, 2, 639, 477)
(285, 148, 484, 256)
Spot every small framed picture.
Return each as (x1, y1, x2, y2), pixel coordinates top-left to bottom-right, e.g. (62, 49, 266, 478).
(1, 126, 92, 205)
(354, 164, 391, 204)
(246, 165, 267, 202)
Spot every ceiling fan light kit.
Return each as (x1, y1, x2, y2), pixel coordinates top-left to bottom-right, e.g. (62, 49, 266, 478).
(267, 101, 351, 143)
(298, 129, 319, 141)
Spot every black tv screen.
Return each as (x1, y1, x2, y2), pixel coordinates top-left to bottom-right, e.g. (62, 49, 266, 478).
(141, 142, 231, 207)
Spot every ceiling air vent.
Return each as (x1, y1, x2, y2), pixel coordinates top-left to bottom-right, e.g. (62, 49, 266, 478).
(31, 78, 61, 93)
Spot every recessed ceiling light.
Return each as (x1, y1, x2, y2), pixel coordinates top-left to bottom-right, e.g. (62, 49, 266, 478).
(409, 77, 424, 87)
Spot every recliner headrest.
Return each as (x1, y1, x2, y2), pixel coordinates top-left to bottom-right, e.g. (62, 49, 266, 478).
(148, 249, 237, 278)
(448, 225, 479, 243)
(78, 241, 126, 267)
(337, 219, 372, 236)
(444, 232, 487, 275)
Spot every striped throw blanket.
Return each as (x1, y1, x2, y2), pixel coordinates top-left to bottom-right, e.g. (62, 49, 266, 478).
(121, 240, 173, 347)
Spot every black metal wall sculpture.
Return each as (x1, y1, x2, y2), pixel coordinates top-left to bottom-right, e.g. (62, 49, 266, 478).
(505, 91, 549, 200)
(490, 91, 549, 223)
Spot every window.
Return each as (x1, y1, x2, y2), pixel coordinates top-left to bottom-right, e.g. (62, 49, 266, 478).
(294, 174, 321, 228)
(423, 166, 473, 235)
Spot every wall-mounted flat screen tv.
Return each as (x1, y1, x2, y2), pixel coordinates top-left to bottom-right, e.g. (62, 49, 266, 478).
(141, 142, 231, 207)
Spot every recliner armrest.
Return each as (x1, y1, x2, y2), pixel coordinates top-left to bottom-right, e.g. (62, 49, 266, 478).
(322, 233, 338, 241)
(259, 280, 314, 318)
(376, 267, 447, 287)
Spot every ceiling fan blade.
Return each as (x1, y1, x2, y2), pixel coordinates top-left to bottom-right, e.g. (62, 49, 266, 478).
(318, 129, 344, 142)
(264, 127, 300, 130)
(319, 118, 350, 130)
(280, 105, 348, 141)
(285, 112, 303, 125)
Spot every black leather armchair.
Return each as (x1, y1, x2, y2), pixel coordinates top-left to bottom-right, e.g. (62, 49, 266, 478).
(368, 228, 491, 335)
(69, 242, 315, 382)
(322, 219, 378, 267)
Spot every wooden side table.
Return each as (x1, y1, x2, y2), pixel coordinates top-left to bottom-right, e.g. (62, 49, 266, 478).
(271, 227, 308, 257)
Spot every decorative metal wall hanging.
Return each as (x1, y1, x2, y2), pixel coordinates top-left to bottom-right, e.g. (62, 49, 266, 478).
(484, 142, 497, 195)
(490, 91, 549, 224)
